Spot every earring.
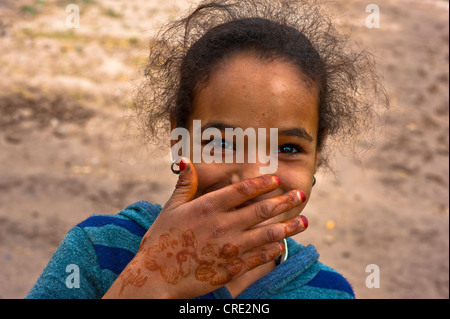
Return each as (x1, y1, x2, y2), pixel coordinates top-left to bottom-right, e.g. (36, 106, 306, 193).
(312, 175, 317, 187)
(171, 159, 180, 175)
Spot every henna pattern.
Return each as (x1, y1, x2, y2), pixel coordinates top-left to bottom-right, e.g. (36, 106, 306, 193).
(195, 243, 243, 286)
(138, 228, 243, 286)
(140, 228, 199, 284)
(116, 227, 249, 296)
(117, 226, 284, 294)
(118, 258, 148, 295)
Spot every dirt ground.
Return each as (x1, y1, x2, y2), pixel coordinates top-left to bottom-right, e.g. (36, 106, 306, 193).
(0, 0, 448, 299)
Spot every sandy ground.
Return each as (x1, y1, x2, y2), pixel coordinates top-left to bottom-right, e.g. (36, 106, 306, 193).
(0, 0, 448, 299)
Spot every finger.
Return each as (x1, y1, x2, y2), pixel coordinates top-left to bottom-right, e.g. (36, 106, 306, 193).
(240, 242, 285, 272)
(236, 190, 306, 229)
(242, 215, 308, 251)
(163, 158, 199, 211)
(201, 175, 281, 212)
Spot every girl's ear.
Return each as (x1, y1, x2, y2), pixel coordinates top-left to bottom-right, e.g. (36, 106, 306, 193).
(314, 150, 321, 173)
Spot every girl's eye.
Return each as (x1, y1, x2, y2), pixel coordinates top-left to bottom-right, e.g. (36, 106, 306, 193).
(277, 144, 302, 155)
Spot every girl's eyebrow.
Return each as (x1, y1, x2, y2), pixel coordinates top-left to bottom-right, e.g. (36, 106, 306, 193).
(279, 128, 314, 143)
(201, 122, 236, 132)
(201, 122, 314, 143)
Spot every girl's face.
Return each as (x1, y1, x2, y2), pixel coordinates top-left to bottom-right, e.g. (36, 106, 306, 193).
(175, 53, 320, 222)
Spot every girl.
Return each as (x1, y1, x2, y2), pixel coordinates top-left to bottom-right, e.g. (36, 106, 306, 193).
(27, 0, 386, 299)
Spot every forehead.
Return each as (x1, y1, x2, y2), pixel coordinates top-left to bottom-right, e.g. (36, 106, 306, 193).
(190, 53, 319, 136)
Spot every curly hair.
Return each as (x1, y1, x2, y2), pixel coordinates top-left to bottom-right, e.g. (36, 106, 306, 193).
(132, 0, 388, 167)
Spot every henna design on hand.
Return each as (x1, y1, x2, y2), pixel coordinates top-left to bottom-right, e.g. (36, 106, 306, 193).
(118, 258, 148, 295)
(140, 228, 200, 284)
(195, 243, 243, 286)
(137, 228, 242, 287)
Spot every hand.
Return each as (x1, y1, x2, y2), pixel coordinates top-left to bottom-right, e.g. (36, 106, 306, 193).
(104, 158, 308, 299)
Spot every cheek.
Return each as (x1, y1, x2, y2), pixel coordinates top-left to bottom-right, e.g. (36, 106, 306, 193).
(277, 169, 313, 199)
(268, 170, 312, 222)
(194, 163, 227, 199)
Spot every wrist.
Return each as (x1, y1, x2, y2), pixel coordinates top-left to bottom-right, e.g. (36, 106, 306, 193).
(103, 253, 175, 299)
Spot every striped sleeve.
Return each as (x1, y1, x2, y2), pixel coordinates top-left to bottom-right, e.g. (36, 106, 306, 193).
(77, 215, 145, 276)
(26, 226, 104, 299)
(26, 214, 146, 299)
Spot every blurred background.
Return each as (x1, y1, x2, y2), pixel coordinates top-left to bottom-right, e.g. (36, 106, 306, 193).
(0, 0, 448, 299)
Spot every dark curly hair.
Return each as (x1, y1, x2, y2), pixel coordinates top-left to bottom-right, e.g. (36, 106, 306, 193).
(132, 0, 388, 167)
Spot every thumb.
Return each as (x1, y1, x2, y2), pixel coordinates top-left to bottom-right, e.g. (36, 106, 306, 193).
(164, 157, 198, 211)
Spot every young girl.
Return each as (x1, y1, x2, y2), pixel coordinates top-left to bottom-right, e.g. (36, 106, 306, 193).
(27, 0, 385, 299)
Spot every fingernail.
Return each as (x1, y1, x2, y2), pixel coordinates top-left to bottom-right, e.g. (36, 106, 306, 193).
(300, 215, 309, 229)
(273, 176, 281, 186)
(278, 241, 285, 252)
(179, 159, 187, 172)
(296, 190, 307, 203)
